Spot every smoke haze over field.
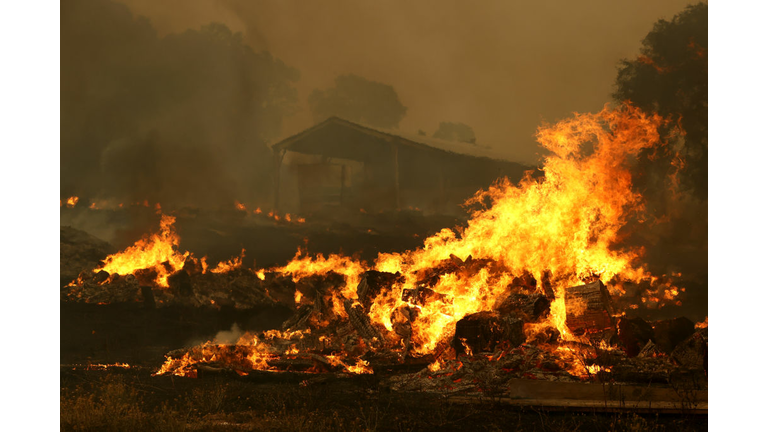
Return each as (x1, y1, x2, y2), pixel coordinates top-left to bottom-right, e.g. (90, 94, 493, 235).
(62, 0, 700, 209)
(120, 0, 693, 163)
(61, 0, 300, 207)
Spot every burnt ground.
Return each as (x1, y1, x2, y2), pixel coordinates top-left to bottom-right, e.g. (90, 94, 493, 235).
(60, 302, 295, 367)
(61, 368, 707, 432)
(60, 302, 707, 431)
(60, 207, 708, 430)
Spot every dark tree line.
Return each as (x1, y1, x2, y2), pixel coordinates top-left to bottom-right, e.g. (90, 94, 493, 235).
(613, 3, 708, 316)
(61, 0, 706, 217)
(62, 0, 299, 207)
(308, 74, 407, 129)
(614, 2, 707, 201)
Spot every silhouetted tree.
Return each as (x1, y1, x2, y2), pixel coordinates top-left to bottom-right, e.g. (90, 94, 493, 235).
(433, 122, 476, 144)
(308, 74, 407, 129)
(614, 3, 708, 306)
(614, 2, 707, 200)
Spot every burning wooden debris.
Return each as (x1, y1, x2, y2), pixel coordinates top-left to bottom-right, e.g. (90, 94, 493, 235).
(146, 266, 706, 386)
(62, 265, 286, 309)
(61, 106, 705, 391)
(452, 312, 525, 355)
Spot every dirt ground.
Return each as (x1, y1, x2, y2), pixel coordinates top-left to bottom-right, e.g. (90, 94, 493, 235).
(60, 367, 707, 431)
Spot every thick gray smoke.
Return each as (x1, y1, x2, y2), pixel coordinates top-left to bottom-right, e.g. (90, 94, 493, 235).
(61, 0, 300, 208)
(213, 323, 244, 345)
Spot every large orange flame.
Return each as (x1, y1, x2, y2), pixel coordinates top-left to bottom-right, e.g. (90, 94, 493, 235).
(367, 104, 664, 351)
(151, 104, 680, 378)
(97, 214, 189, 287)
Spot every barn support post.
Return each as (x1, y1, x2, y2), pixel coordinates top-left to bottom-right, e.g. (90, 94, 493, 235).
(273, 149, 286, 212)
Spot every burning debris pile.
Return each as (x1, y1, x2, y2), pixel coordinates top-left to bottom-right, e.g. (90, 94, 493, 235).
(153, 263, 706, 389)
(62, 105, 706, 388)
(61, 215, 285, 308)
(61, 213, 364, 309)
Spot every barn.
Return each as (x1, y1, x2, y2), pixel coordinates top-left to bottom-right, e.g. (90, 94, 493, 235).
(271, 117, 534, 216)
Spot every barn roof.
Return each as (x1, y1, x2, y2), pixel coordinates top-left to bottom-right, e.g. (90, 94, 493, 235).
(271, 116, 521, 164)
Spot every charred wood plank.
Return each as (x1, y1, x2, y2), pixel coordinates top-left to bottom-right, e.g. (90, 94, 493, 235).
(540, 270, 555, 301)
(356, 270, 403, 310)
(401, 286, 450, 306)
(92, 270, 110, 284)
(414, 255, 481, 287)
(389, 305, 416, 360)
(295, 273, 345, 301)
(195, 364, 240, 379)
(343, 299, 382, 343)
(494, 293, 550, 322)
(282, 304, 313, 331)
(453, 311, 524, 355)
(134, 267, 159, 287)
(638, 340, 662, 358)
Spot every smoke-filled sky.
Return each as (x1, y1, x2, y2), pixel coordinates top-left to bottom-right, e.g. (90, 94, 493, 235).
(120, 0, 694, 164)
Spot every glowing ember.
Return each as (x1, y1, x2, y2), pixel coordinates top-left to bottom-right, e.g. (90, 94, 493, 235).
(695, 316, 708, 329)
(427, 359, 444, 372)
(336, 357, 373, 375)
(84, 363, 131, 370)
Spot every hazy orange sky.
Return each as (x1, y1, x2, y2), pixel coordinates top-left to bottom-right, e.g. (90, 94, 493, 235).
(121, 0, 696, 164)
